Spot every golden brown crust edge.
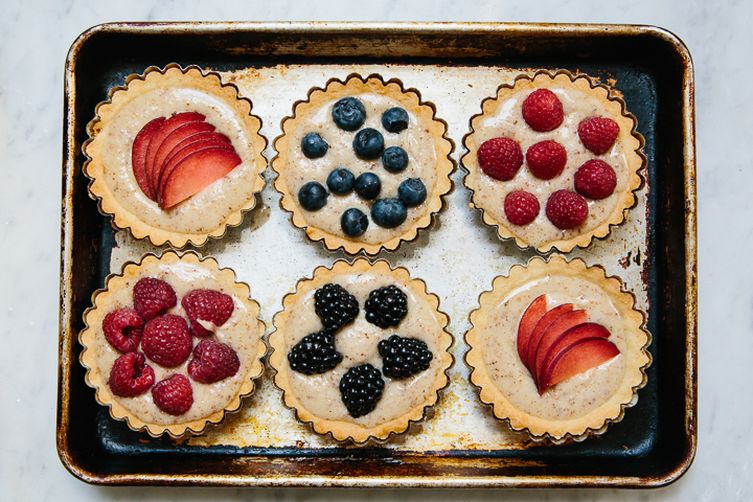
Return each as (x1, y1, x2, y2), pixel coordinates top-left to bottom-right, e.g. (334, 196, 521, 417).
(272, 73, 455, 256)
(83, 64, 268, 249)
(464, 255, 652, 444)
(78, 251, 267, 439)
(268, 258, 455, 445)
(461, 69, 646, 254)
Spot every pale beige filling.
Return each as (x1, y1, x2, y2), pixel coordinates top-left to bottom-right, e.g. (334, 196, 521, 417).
(284, 93, 438, 244)
(98, 87, 259, 233)
(284, 272, 444, 428)
(472, 86, 631, 246)
(93, 261, 259, 425)
(476, 276, 627, 421)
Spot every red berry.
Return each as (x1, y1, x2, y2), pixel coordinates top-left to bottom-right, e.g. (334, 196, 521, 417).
(108, 352, 155, 397)
(522, 89, 564, 132)
(546, 190, 589, 229)
(132, 278, 177, 321)
(504, 190, 540, 226)
(578, 117, 619, 154)
(188, 339, 241, 384)
(152, 374, 193, 415)
(476, 137, 523, 181)
(574, 159, 618, 200)
(103, 308, 143, 353)
(525, 140, 567, 179)
(181, 289, 235, 337)
(141, 314, 192, 368)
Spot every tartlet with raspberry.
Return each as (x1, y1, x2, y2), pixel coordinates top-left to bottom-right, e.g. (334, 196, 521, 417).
(272, 74, 454, 255)
(465, 256, 651, 443)
(84, 64, 267, 248)
(462, 70, 645, 253)
(268, 259, 454, 443)
(79, 251, 266, 437)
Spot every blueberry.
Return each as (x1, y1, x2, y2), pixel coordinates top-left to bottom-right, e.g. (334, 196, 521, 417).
(381, 146, 409, 173)
(371, 198, 407, 228)
(354, 172, 381, 200)
(341, 208, 369, 237)
(352, 128, 384, 160)
(326, 168, 355, 195)
(298, 181, 328, 211)
(301, 132, 328, 159)
(398, 178, 427, 207)
(381, 107, 409, 133)
(332, 97, 366, 131)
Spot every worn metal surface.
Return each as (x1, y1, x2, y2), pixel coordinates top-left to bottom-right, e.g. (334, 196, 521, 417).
(58, 22, 697, 487)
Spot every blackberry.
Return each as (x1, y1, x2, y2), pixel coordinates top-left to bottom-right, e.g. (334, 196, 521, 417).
(339, 363, 385, 418)
(288, 330, 342, 375)
(314, 283, 359, 331)
(378, 334, 433, 379)
(365, 285, 408, 328)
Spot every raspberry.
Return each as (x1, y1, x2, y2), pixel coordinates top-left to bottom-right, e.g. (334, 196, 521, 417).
(103, 308, 143, 353)
(314, 283, 359, 331)
(574, 159, 617, 200)
(188, 339, 241, 384)
(181, 289, 234, 337)
(132, 278, 177, 321)
(522, 88, 564, 132)
(141, 314, 192, 368)
(108, 352, 155, 397)
(339, 364, 385, 418)
(578, 117, 619, 154)
(288, 330, 343, 375)
(504, 190, 540, 226)
(152, 374, 193, 415)
(477, 137, 523, 181)
(525, 140, 567, 179)
(378, 335, 433, 379)
(365, 285, 408, 328)
(545, 190, 589, 229)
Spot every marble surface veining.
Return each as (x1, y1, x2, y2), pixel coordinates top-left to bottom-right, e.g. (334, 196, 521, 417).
(0, 0, 746, 500)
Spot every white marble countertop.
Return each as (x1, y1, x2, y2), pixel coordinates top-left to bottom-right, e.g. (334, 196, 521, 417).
(0, 0, 745, 500)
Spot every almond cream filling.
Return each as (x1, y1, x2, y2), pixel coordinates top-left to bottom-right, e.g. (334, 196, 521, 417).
(475, 275, 627, 421)
(283, 93, 438, 244)
(283, 272, 445, 429)
(92, 260, 260, 425)
(98, 87, 260, 234)
(472, 85, 631, 247)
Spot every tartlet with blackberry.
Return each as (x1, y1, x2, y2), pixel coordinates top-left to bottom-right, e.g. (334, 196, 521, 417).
(79, 251, 266, 437)
(272, 74, 454, 255)
(462, 70, 645, 253)
(84, 64, 267, 248)
(268, 259, 454, 443)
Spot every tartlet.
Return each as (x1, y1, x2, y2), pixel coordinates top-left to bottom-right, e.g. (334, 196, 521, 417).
(462, 70, 645, 253)
(465, 255, 651, 443)
(79, 251, 266, 438)
(268, 259, 454, 444)
(84, 64, 267, 248)
(272, 74, 454, 255)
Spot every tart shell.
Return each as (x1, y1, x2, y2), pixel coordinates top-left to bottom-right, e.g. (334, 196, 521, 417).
(83, 64, 268, 248)
(268, 258, 454, 444)
(272, 74, 455, 255)
(464, 255, 651, 444)
(461, 69, 646, 253)
(79, 251, 267, 438)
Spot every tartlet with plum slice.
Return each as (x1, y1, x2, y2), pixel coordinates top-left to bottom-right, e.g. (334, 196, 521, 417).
(84, 64, 267, 248)
(465, 255, 651, 443)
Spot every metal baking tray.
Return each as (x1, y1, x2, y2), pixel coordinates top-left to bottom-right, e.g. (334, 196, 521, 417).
(58, 22, 697, 487)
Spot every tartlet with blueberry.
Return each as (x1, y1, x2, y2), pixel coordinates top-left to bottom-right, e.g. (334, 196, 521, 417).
(79, 251, 266, 438)
(84, 64, 267, 248)
(268, 259, 454, 443)
(465, 255, 651, 443)
(272, 74, 454, 255)
(462, 70, 645, 253)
